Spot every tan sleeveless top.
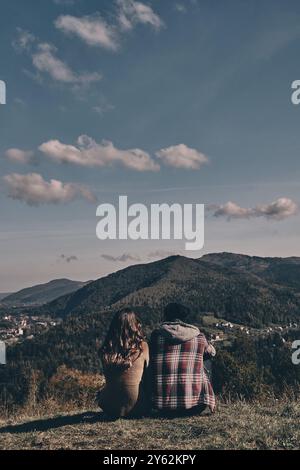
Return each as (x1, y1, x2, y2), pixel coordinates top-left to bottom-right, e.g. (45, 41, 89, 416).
(98, 341, 150, 418)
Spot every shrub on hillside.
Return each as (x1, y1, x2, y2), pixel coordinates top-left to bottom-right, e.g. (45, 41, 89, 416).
(47, 366, 104, 407)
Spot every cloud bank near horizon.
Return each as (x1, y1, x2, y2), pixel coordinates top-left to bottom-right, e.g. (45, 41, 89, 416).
(210, 198, 298, 221)
(101, 250, 178, 263)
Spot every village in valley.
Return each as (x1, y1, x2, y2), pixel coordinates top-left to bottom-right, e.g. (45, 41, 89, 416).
(0, 311, 60, 345)
(0, 304, 298, 348)
(201, 316, 299, 346)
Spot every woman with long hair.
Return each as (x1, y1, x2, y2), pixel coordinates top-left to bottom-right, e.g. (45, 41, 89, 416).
(97, 308, 150, 418)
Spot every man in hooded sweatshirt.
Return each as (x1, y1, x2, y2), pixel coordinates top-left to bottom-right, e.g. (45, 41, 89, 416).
(150, 303, 216, 415)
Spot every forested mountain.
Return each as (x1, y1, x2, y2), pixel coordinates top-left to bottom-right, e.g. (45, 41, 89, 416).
(0, 293, 11, 301)
(201, 252, 300, 291)
(2, 279, 90, 306)
(39, 254, 300, 327)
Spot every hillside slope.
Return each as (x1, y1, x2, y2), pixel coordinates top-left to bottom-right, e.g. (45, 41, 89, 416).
(0, 401, 299, 450)
(202, 252, 300, 291)
(40, 254, 300, 326)
(0, 293, 11, 301)
(2, 279, 90, 306)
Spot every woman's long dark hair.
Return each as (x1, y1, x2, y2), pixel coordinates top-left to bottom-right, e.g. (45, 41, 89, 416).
(101, 309, 146, 371)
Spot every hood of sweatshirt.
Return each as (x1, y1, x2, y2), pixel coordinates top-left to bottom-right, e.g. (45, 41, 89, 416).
(157, 321, 200, 343)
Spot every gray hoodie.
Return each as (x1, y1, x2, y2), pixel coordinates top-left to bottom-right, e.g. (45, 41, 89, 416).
(156, 321, 216, 359)
(157, 321, 201, 343)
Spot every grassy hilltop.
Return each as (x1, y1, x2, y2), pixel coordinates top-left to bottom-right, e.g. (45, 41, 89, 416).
(0, 400, 299, 450)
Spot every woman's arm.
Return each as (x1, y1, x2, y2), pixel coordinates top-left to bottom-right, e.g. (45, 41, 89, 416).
(142, 341, 150, 367)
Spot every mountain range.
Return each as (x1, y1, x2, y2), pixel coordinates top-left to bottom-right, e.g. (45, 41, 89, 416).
(37, 252, 300, 327)
(2, 279, 90, 307)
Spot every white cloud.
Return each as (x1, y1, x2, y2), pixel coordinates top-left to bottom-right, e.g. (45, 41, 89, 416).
(211, 198, 298, 221)
(55, 14, 118, 50)
(255, 198, 298, 220)
(117, 0, 164, 31)
(212, 201, 252, 219)
(4, 173, 96, 206)
(39, 135, 160, 172)
(156, 144, 209, 170)
(32, 43, 102, 84)
(5, 148, 34, 164)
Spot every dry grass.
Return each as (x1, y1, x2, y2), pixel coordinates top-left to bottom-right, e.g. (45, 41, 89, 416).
(0, 400, 299, 450)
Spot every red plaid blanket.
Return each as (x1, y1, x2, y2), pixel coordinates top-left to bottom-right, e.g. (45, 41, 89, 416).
(150, 331, 216, 412)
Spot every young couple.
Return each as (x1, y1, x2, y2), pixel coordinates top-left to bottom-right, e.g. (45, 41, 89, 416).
(97, 303, 216, 419)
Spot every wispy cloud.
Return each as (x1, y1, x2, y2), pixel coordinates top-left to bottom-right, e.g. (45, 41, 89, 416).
(39, 135, 160, 172)
(32, 43, 102, 85)
(174, 3, 187, 14)
(13, 28, 102, 87)
(210, 198, 298, 221)
(55, 14, 119, 50)
(93, 104, 114, 116)
(101, 250, 177, 264)
(3, 173, 96, 206)
(12, 28, 35, 52)
(156, 144, 209, 170)
(101, 253, 141, 263)
(117, 0, 164, 32)
(5, 148, 34, 164)
(55, 1, 164, 51)
(92, 99, 115, 116)
(59, 254, 79, 263)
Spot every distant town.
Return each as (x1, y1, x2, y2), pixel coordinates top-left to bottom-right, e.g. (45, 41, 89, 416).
(208, 319, 299, 345)
(0, 306, 298, 348)
(0, 310, 61, 345)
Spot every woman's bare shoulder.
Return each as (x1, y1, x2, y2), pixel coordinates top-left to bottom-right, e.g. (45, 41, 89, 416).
(141, 341, 149, 366)
(141, 341, 149, 356)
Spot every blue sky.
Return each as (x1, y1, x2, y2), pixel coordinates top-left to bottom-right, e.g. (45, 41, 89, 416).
(0, 0, 300, 291)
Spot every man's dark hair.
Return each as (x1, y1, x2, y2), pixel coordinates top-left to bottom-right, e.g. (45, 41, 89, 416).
(164, 303, 190, 322)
